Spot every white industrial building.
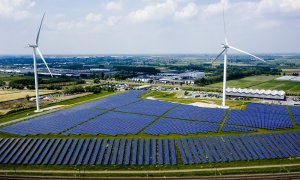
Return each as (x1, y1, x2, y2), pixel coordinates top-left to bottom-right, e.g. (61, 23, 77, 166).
(226, 88, 285, 100)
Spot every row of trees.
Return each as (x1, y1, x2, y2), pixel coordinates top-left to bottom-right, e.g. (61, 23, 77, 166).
(63, 85, 115, 95)
(6, 77, 86, 90)
(195, 66, 281, 86)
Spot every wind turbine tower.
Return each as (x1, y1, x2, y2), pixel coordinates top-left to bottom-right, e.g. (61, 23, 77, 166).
(27, 13, 53, 112)
(212, 10, 265, 109)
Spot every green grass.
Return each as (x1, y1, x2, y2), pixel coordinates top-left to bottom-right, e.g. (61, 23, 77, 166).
(206, 75, 278, 89)
(205, 75, 300, 94)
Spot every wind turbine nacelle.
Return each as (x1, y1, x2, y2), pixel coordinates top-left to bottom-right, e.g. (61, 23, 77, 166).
(221, 44, 229, 49)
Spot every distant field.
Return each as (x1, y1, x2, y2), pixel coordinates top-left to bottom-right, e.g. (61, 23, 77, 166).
(0, 90, 54, 102)
(251, 80, 300, 94)
(206, 75, 300, 94)
(206, 75, 278, 89)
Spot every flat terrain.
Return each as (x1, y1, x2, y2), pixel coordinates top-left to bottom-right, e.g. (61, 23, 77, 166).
(0, 90, 54, 102)
(206, 75, 300, 94)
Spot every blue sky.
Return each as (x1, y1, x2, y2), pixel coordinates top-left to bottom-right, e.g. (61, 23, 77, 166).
(0, 0, 300, 55)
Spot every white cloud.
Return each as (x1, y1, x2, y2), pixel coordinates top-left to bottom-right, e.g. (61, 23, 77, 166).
(255, 20, 280, 30)
(257, 0, 300, 14)
(106, 16, 122, 26)
(0, 0, 35, 20)
(86, 13, 102, 22)
(202, 0, 229, 16)
(127, 0, 177, 22)
(106, 1, 122, 11)
(174, 2, 198, 20)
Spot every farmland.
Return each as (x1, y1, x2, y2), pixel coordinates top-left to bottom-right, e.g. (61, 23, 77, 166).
(0, 90, 54, 102)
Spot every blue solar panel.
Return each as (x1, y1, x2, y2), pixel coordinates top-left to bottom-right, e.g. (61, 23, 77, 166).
(116, 99, 177, 116)
(176, 139, 187, 165)
(69, 139, 84, 165)
(111, 139, 120, 165)
(90, 139, 102, 165)
(166, 104, 226, 123)
(193, 138, 207, 163)
(144, 139, 150, 165)
(143, 118, 219, 135)
(2, 139, 25, 164)
(97, 138, 108, 165)
(57, 139, 73, 165)
(27, 139, 46, 165)
(138, 139, 144, 165)
(226, 103, 293, 130)
(117, 139, 126, 165)
(103, 139, 114, 165)
(0, 139, 20, 163)
(158, 139, 164, 165)
(216, 137, 233, 162)
(1, 132, 299, 166)
(66, 112, 156, 136)
(169, 139, 177, 165)
(151, 139, 156, 165)
(233, 137, 252, 161)
(187, 138, 200, 164)
(131, 139, 138, 165)
(36, 139, 55, 165)
(43, 139, 61, 165)
(238, 136, 258, 160)
(0, 109, 103, 136)
(50, 139, 67, 165)
(211, 137, 227, 162)
(227, 137, 247, 161)
(63, 139, 78, 165)
(164, 139, 170, 165)
(77, 139, 90, 165)
(83, 139, 96, 165)
(199, 138, 214, 163)
(124, 139, 132, 165)
(9, 139, 31, 164)
(182, 138, 194, 164)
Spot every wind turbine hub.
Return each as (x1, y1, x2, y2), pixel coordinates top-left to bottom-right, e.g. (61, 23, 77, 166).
(28, 44, 38, 48)
(222, 44, 229, 49)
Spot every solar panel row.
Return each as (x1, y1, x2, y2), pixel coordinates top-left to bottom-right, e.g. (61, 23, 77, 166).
(0, 132, 299, 165)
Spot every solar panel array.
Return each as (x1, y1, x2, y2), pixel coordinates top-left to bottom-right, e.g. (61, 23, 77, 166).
(143, 118, 219, 135)
(0, 109, 103, 136)
(116, 99, 178, 116)
(64, 112, 156, 136)
(0, 90, 298, 136)
(289, 106, 300, 125)
(226, 103, 293, 130)
(0, 132, 299, 166)
(166, 105, 227, 123)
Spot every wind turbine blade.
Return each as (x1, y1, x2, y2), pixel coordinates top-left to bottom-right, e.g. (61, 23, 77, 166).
(229, 45, 265, 62)
(223, 6, 228, 45)
(36, 13, 45, 46)
(36, 47, 53, 77)
(212, 49, 226, 63)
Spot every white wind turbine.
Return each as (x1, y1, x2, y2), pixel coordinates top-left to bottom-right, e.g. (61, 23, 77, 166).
(212, 10, 265, 109)
(27, 13, 53, 112)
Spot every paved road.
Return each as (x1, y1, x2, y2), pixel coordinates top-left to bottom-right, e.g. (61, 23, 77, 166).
(0, 163, 299, 175)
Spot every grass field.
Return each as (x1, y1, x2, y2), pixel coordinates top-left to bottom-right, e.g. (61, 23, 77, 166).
(206, 75, 300, 94)
(0, 90, 54, 102)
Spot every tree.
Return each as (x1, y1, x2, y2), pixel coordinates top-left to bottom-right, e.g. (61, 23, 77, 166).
(94, 78, 100, 84)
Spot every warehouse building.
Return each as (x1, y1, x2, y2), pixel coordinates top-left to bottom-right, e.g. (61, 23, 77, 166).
(226, 88, 285, 100)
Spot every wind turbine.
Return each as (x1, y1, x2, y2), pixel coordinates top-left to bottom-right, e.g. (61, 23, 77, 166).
(212, 10, 265, 109)
(27, 13, 53, 112)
